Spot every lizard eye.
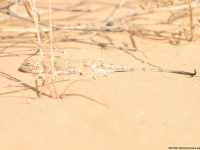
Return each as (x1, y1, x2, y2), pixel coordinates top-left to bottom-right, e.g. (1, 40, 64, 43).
(27, 62, 31, 66)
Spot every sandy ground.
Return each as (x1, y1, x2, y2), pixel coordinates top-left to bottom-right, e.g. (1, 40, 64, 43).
(0, 0, 200, 149)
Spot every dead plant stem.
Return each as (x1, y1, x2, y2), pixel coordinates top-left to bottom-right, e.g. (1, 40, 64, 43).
(48, 0, 59, 99)
(84, 0, 126, 40)
(188, 0, 194, 41)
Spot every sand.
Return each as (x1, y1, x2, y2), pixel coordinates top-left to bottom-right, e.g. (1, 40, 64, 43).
(0, 0, 200, 149)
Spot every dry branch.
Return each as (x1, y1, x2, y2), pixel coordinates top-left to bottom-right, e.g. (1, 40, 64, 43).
(84, 0, 126, 40)
(0, 9, 122, 32)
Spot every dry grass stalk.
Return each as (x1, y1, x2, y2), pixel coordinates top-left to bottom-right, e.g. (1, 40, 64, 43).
(48, 0, 59, 99)
(187, 0, 194, 41)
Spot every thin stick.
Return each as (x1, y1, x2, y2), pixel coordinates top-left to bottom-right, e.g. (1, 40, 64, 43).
(0, 9, 122, 32)
(0, 2, 84, 23)
(120, 9, 141, 24)
(48, 0, 59, 99)
(101, 22, 182, 28)
(84, 0, 126, 40)
(75, 3, 200, 26)
(188, 0, 194, 41)
(0, 34, 139, 51)
(23, 0, 53, 97)
(28, 4, 96, 12)
(0, 0, 14, 9)
(82, 0, 137, 8)
(116, 2, 200, 20)
(1, 28, 49, 32)
(0, 48, 66, 55)
(0, 22, 182, 35)
(0, 71, 65, 89)
(55, 36, 139, 51)
(2, 0, 95, 12)
(142, 3, 200, 13)
(0, 76, 40, 89)
(21, 25, 50, 57)
(29, 1, 43, 57)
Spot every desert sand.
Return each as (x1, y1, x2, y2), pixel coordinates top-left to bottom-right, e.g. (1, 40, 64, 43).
(0, 0, 200, 149)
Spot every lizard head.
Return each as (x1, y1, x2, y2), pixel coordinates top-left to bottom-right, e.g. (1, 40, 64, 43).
(20, 58, 43, 73)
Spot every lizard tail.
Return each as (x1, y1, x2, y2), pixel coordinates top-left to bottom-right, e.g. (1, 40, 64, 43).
(164, 68, 196, 76)
(133, 68, 197, 76)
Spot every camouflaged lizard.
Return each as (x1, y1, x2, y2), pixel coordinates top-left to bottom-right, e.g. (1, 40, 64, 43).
(20, 58, 196, 78)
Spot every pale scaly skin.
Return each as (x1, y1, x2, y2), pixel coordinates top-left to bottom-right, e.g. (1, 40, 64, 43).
(20, 58, 196, 76)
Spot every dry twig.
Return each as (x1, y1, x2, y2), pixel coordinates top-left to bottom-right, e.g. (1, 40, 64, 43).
(0, 9, 122, 32)
(84, 0, 126, 40)
(0, 35, 139, 51)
